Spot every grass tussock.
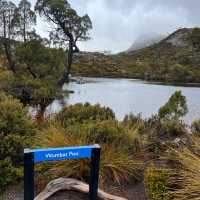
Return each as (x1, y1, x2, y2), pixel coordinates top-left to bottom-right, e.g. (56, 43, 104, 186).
(166, 136, 200, 200)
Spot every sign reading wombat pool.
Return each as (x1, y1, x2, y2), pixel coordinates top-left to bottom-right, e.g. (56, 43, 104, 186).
(29, 146, 93, 163)
(24, 145, 101, 200)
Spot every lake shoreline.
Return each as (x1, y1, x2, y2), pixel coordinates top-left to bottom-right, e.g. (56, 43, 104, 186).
(71, 76, 200, 88)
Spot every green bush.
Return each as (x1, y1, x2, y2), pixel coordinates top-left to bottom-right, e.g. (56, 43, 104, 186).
(144, 164, 171, 200)
(191, 120, 200, 136)
(123, 113, 143, 127)
(157, 91, 187, 137)
(0, 93, 35, 135)
(0, 93, 36, 191)
(53, 104, 133, 148)
(158, 91, 188, 121)
(161, 120, 186, 137)
(78, 120, 127, 145)
(55, 103, 115, 127)
(123, 113, 145, 132)
(0, 69, 15, 93)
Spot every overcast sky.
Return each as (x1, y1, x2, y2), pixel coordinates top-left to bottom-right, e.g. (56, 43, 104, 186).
(13, 0, 200, 53)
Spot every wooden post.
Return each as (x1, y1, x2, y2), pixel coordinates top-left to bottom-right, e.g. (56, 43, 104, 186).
(24, 152, 34, 200)
(89, 147, 101, 200)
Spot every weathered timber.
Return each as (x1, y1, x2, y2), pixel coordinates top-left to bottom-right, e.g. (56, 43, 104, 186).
(35, 178, 127, 200)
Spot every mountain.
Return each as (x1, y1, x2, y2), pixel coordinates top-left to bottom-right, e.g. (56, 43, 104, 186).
(126, 33, 165, 52)
(72, 28, 200, 83)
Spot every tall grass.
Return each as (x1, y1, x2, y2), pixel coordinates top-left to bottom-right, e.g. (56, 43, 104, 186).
(34, 125, 142, 187)
(166, 136, 200, 199)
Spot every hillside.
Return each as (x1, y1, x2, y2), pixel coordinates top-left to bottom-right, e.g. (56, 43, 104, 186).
(1, 28, 200, 83)
(72, 28, 200, 83)
(126, 33, 165, 52)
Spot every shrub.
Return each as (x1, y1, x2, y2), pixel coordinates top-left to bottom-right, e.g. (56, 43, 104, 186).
(122, 113, 145, 152)
(123, 113, 143, 128)
(0, 69, 15, 93)
(80, 120, 128, 146)
(0, 93, 35, 135)
(55, 103, 115, 127)
(161, 120, 186, 137)
(191, 120, 200, 136)
(158, 91, 188, 121)
(0, 93, 36, 191)
(157, 91, 188, 137)
(144, 164, 171, 200)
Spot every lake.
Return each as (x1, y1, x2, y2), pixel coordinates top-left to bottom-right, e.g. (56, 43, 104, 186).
(46, 77, 200, 124)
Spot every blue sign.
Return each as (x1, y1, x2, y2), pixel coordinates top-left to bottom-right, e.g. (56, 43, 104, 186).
(24, 145, 99, 163)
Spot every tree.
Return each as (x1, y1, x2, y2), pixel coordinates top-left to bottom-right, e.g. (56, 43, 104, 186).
(15, 0, 36, 42)
(158, 91, 188, 121)
(0, 0, 17, 72)
(35, 0, 92, 86)
(13, 40, 64, 121)
(0, 39, 65, 122)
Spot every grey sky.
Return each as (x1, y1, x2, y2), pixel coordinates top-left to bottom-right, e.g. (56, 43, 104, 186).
(13, 0, 200, 53)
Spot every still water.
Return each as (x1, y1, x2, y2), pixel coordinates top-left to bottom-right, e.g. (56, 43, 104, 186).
(46, 77, 200, 124)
